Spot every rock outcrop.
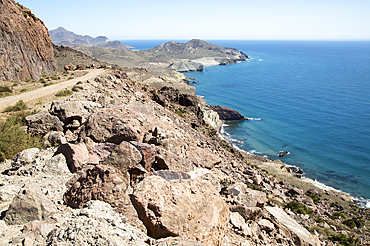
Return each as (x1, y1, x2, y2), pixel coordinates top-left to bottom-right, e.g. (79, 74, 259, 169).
(209, 105, 246, 120)
(0, 0, 59, 81)
(168, 61, 204, 72)
(132, 174, 229, 245)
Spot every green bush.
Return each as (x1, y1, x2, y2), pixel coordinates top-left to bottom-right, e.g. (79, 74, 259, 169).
(55, 89, 73, 97)
(329, 233, 358, 246)
(342, 219, 356, 229)
(72, 86, 83, 92)
(306, 193, 320, 203)
(0, 86, 12, 98)
(0, 111, 42, 162)
(284, 201, 313, 215)
(20, 88, 27, 93)
(141, 86, 147, 92)
(3, 100, 27, 112)
(76, 81, 82, 85)
(0, 86, 12, 93)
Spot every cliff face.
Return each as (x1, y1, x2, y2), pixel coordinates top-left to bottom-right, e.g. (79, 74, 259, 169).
(0, 0, 59, 81)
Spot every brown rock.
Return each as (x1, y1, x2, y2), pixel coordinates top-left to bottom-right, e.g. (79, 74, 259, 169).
(64, 63, 76, 71)
(50, 100, 101, 126)
(132, 175, 229, 245)
(63, 165, 129, 212)
(4, 184, 57, 225)
(88, 142, 116, 165)
(209, 106, 246, 120)
(0, 0, 59, 82)
(25, 111, 64, 135)
(227, 182, 268, 208)
(55, 142, 89, 173)
(82, 105, 146, 144)
(76, 63, 86, 70)
(229, 205, 263, 221)
(155, 147, 193, 172)
(100, 141, 142, 181)
(187, 146, 222, 169)
(130, 141, 156, 171)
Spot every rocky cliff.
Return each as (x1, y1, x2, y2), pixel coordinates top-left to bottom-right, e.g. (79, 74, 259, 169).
(0, 0, 59, 82)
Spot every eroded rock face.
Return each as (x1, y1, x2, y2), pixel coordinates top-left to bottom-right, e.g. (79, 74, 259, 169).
(63, 165, 129, 213)
(227, 182, 268, 208)
(4, 184, 57, 225)
(132, 175, 229, 245)
(0, 0, 59, 81)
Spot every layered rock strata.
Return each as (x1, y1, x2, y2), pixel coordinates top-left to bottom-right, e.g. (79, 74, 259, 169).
(0, 0, 59, 81)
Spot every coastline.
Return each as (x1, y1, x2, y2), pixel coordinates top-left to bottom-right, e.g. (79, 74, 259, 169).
(217, 121, 370, 208)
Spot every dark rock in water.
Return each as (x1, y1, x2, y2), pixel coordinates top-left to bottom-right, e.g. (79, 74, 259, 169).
(209, 105, 246, 120)
(278, 151, 290, 157)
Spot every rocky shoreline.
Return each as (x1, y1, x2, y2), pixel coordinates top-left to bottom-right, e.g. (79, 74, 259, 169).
(1, 69, 369, 245)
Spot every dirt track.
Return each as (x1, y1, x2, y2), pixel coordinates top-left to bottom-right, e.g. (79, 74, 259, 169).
(0, 69, 105, 111)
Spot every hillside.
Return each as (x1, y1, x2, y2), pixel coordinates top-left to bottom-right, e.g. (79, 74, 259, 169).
(0, 0, 59, 81)
(50, 27, 134, 50)
(146, 39, 249, 61)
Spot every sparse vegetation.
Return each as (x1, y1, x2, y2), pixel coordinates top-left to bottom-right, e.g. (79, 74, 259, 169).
(141, 86, 147, 92)
(0, 86, 12, 97)
(306, 193, 320, 203)
(3, 100, 27, 112)
(76, 81, 82, 85)
(55, 89, 73, 97)
(284, 201, 313, 215)
(342, 219, 356, 229)
(0, 110, 42, 162)
(72, 85, 83, 92)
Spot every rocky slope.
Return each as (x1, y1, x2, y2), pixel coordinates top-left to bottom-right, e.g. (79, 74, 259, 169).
(1, 69, 369, 245)
(147, 39, 249, 63)
(50, 27, 134, 49)
(0, 0, 59, 82)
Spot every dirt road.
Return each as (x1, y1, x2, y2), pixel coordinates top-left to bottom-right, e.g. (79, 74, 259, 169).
(0, 69, 106, 111)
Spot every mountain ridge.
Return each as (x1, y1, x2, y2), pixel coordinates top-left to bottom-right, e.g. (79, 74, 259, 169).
(50, 27, 134, 50)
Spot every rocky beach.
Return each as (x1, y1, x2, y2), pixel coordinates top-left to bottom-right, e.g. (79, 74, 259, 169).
(0, 0, 369, 245)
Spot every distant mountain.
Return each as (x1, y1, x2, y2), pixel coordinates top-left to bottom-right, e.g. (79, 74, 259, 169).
(49, 27, 133, 49)
(147, 39, 249, 61)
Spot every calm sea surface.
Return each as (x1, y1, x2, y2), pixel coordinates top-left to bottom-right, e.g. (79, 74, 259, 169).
(121, 40, 370, 204)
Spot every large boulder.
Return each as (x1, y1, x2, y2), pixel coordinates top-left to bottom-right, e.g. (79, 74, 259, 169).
(81, 105, 147, 144)
(25, 111, 64, 135)
(132, 175, 229, 245)
(4, 184, 57, 225)
(227, 182, 268, 208)
(56, 142, 89, 173)
(187, 146, 222, 169)
(50, 100, 101, 126)
(265, 206, 319, 246)
(100, 141, 142, 182)
(63, 165, 129, 212)
(11, 148, 40, 170)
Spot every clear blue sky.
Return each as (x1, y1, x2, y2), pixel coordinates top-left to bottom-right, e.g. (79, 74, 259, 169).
(19, 0, 370, 41)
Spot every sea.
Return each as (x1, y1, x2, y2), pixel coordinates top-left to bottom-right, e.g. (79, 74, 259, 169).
(120, 39, 370, 207)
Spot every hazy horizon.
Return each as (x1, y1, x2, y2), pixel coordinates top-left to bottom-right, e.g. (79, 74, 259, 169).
(19, 0, 370, 41)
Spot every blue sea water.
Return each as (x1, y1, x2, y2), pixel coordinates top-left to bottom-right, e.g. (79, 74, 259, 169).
(121, 39, 370, 204)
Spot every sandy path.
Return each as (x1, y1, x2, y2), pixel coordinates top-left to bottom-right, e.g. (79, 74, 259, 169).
(0, 69, 106, 111)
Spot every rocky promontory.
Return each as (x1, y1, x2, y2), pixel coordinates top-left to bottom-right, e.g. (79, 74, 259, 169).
(210, 105, 247, 120)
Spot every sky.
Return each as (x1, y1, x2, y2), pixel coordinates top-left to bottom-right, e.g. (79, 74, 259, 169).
(18, 0, 370, 41)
